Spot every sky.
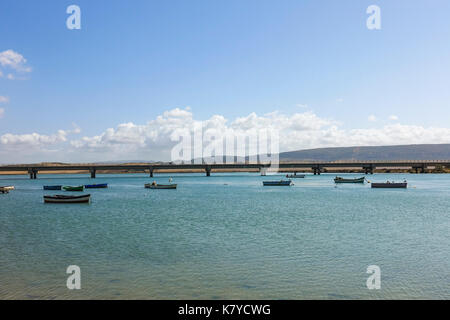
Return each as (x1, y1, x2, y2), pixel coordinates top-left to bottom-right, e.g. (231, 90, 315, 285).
(1, 0, 450, 163)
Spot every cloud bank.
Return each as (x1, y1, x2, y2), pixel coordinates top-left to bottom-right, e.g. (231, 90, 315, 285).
(1, 107, 450, 163)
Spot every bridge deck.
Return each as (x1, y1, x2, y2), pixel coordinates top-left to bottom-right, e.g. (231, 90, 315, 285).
(0, 160, 449, 172)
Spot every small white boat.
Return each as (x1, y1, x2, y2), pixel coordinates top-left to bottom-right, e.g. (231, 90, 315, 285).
(145, 183, 177, 189)
(0, 186, 14, 191)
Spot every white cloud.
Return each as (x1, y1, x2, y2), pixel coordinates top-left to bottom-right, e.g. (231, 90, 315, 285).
(0, 125, 81, 150)
(0, 50, 31, 72)
(0, 95, 8, 118)
(296, 103, 309, 109)
(368, 115, 377, 122)
(67, 108, 450, 161)
(0, 130, 68, 147)
(336, 98, 344, 103)
(0, 96, 9, 104)
(2, 108, 450, 162)
(389, 115, 399, 121)
(0, 50, 31, 80)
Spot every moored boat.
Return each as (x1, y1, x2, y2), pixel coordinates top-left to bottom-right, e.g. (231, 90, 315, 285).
(286, 174, 305, 178)
(85, 183, 108, 189)
(44, 185, 62, 190)
(263, 180, 292, 186)
(0, 186, 15, 190)
(145, 183, 177, 189)
(63, 186, 84, 192)
(334, 177, 365, 183)
(371, 181, 407, 189)
(44, 194, 91, 203)
(0, 187, 10, 194)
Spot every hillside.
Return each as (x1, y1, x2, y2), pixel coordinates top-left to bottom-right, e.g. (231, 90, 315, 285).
(279, 144, 450, 162)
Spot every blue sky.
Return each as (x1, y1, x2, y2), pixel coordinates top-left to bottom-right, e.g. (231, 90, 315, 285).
(1, 0, 450, 162)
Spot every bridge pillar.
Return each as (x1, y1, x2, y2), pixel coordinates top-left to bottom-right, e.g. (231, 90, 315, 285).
(90, 169, 96, 179)
(413, 165, 426, 174)
(312, 166, 321, 175)
(29, 169, 37, 179)
(205, 166, 211, 177)
(260, 167, 267, 176)
(363, 165, 374, 175)
(149, 168, 154, 178)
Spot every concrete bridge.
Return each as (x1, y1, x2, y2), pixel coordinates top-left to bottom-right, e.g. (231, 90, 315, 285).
(0, 161, 449, 179)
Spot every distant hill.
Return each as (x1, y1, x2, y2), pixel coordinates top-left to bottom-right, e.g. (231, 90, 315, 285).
(5, 145, 449, 166)
(279, 144, 450, 162)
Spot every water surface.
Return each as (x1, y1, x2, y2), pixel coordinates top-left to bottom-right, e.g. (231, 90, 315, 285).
(0, 173, 449, 299)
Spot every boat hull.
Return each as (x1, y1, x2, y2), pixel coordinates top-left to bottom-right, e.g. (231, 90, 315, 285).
(263, 180, 292, 186)
(63, 186, 84, 192)
(286, 174, 305, 178)
(85, 184, 108, 189)
(334, 177, 365, 183)
(44, 185, 62, 190)
(0, 188, 9, 194)
(0, 186, 15, 190)
(145, 184, 177, 189)
(44, 194, 91, 203)
(371, 183, 407, 189)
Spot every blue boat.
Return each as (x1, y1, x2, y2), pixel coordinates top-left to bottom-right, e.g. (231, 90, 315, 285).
(43, 185, 62, 190)
(85, 183, 108, 189)
(263, 180, 292, 186)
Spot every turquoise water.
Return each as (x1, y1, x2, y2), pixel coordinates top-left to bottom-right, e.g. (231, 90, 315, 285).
(0, 173, 449, 299)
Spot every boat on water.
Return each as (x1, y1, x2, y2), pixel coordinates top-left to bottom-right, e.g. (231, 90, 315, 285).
(371, 181, 407, 189)
(0, 187, 10, 194)
(43, 185, 62, 190)
(63, 186, 84, 192)
(263, 180, 292, 186)
(85, 183, 108, 189)
(44, 194, 91, 203)
(0, 186, 15, 190)
(145, 183, 177, 189)
(286, 174, 305, 178)
(334, 176, 365, 183)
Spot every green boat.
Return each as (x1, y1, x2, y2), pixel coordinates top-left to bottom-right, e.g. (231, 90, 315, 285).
(334, 177, 365, 184)
(63, 185, 84, 191)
